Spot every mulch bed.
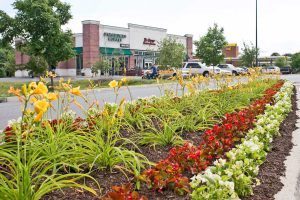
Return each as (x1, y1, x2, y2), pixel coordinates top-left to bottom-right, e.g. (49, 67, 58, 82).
(243, 86, 298, 200)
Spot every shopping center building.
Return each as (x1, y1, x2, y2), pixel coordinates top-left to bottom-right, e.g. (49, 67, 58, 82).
(15, 20, 193, 77)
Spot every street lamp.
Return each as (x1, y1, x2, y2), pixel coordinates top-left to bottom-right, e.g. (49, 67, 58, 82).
(255, 0, 258, 67)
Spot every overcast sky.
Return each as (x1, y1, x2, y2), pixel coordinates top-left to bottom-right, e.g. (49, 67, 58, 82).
(2, 0, 300, 56)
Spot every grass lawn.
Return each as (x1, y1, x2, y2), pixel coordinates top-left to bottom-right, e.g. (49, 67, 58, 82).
(0, 78, 174, 97)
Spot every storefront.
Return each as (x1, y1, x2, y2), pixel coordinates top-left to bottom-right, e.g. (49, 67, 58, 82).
(15, 20, 193, 77)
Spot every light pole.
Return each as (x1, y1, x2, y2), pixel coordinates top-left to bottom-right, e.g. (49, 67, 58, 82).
(255, 0, 258, 67)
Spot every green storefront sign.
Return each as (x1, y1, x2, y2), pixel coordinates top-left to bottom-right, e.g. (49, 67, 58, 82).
(104, 32, 126, 42)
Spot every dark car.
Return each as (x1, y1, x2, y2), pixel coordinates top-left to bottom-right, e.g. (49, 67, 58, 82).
(280, 66, 292, 74)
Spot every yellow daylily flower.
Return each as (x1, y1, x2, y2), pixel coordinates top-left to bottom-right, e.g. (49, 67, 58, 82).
(32, 82, 48, 95)
(70, 87, 81, 96)
(29, 82, 37, 90)
(109, 80, 118, 88)
(30, 96, 38, 104)
(47, 93, 59, 101)
(21, 84, 28, 96)
(34, 99, 49, 114)
(186, 83, 195, 94)
(34, 99, 50, 121)
(8, 86, 21, 97)
(121, 77, 127, 84)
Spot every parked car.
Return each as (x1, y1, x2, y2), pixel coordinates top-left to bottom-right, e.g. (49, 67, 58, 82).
(280, 66, 292, 74)
(181, 62, 220, 77)
(216, 64, 243, 75)
(261, 66, 280, 74)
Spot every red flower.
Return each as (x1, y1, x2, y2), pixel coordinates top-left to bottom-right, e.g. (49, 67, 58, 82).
(205, 129, 213, 136)
(224, 123, 232, 130)
(208, 136, 215, 141)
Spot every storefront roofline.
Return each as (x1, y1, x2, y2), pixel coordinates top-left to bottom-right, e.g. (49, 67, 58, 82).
(101, 24, 129, 31)
(82, 20, 100, 25)
(167, 34, 187, 39)
(128, 23, 167, 32)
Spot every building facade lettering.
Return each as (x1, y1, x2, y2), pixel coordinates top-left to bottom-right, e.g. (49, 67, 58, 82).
(143, 38, 156, 45)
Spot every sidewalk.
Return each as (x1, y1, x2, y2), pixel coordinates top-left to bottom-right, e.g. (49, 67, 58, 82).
(275, 83, 300, 200)
(0, 75, 141, 82)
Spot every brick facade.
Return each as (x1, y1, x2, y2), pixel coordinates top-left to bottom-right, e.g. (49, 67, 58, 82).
(128, 50, 135, 69)
(82, 20, 100, 69)
(185, 34, 193, 60)
(223, 44, 239, 58)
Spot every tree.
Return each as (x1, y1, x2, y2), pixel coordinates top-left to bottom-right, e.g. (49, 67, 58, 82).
(194, 24, 227, 66)
(271, 52, 280, 56)
(91, 57, 111, 76)
(0, 0, 74, 70)
(283, 53, 293, 57)
(275, 57, 287, 67)
(0, 46, 16, 77)
(157, 38, 185, 69)
(291, 52, 300, 72)
(240, 42, 259, 67)
(25, 56, 48, 77)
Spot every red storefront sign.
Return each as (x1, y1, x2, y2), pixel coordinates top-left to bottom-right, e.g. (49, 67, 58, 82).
(143, 38, 156, 45)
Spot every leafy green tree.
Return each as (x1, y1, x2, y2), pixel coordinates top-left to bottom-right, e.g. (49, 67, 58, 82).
(157, 38, 185, 69)
(25, 56, 48, 77)
(240, 42, 259, 67)
(291, 52, 300, 72)
(0, 46, 16, 77)
(275, 57, 287, 67)
(91, 57, 111, 76)
(271, 52, 280, 56)
(0, 0, 74, 70)
(194, 24, 227, 66)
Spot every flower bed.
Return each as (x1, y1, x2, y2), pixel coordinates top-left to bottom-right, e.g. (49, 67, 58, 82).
(102, 80, 286, 199)
(0, 76, 285, 200)
(190, 81, 293, 199)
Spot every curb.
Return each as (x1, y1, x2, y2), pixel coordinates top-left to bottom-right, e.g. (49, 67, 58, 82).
(275, 84, 300, 200)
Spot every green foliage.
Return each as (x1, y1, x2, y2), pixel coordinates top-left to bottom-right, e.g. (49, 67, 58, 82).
(136, 120, 184, 147)
(271, 52, 280, 56)
(0, 46, 16, 77)
(275, 57, 288, 67)
(240, 42, 259, 67)
(91, 57, 111, 75)
(0, 123, 98, 200)
(25, 56, 48, 77)
(158, 38, 186, 69)
(291, 52, 300, 71)
(77, 115, 149, 175)
(0, 0, 74, 67)
(194, 24, 227, 66)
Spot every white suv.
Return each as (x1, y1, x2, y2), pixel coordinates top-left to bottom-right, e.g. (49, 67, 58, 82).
(182, 62, 220, 77)
(216, 64, 243, 75)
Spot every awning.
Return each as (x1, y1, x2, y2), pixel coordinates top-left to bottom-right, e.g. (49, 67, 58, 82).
(100, 47, 132, 56)
(73, 47, 82, 54)
(73, 47, 132, 56)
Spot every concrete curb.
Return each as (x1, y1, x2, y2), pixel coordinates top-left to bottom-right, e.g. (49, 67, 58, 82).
(275, 84, 300, 200)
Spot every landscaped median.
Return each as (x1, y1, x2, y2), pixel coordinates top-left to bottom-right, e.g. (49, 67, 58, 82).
(190, 81, 293, 200)
(0, 76, 291, 200)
